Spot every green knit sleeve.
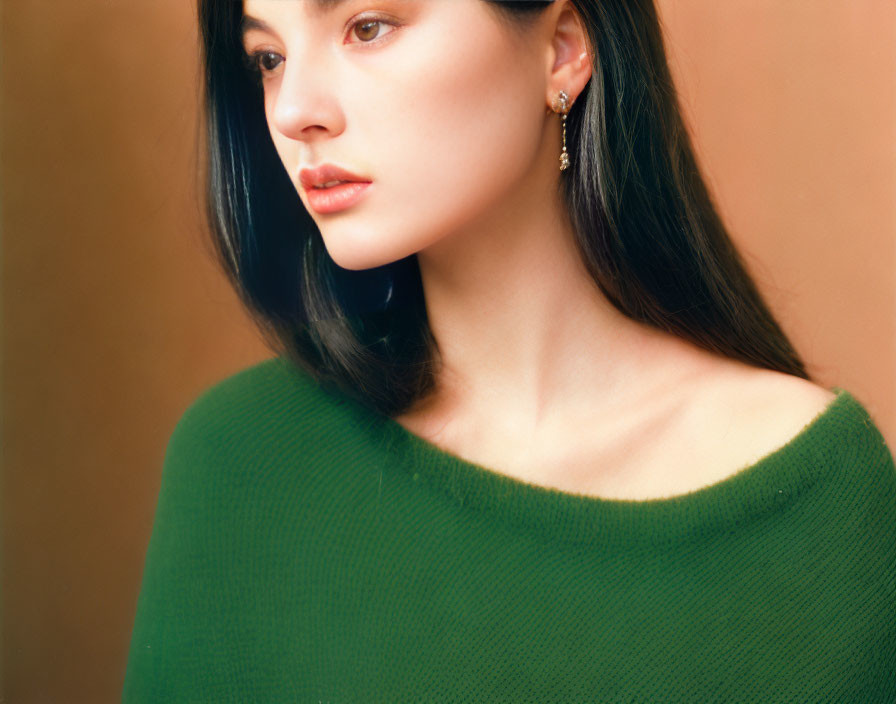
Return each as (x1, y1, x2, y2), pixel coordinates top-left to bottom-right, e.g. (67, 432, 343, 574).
(122, 394, 238, 703)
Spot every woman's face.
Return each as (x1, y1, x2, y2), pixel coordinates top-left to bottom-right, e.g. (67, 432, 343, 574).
(241, 0, 553, 271)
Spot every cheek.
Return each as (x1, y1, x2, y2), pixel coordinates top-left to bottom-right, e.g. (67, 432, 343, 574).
(352, 23, 545, 243)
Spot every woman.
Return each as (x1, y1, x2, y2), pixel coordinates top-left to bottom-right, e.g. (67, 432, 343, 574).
(124, 0, 896, 700)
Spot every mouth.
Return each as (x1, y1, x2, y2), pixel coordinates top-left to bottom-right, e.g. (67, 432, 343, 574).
(314, 180, 351, 189)
(299, 163, 370, 190)
(298, 163, 373, 214)
(304, 180, 372, 215)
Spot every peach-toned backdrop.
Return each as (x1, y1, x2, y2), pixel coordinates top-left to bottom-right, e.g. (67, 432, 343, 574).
(2, 1, 893, 701)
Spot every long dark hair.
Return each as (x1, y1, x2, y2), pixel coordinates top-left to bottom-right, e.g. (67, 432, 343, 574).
(197, 0, 809, 416)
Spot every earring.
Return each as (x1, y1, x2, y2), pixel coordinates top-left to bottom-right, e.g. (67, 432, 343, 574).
(551, 90, 570, 171)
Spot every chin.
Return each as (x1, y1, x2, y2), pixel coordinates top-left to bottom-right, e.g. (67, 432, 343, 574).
(323, 241, 406, 273)
(320, 225, 427, 272)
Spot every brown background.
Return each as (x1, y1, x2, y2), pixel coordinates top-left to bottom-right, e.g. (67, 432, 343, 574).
(2, 1, 894, 701)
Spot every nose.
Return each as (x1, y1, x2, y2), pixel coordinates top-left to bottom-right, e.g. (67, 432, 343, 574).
(270, 57, 346, 144)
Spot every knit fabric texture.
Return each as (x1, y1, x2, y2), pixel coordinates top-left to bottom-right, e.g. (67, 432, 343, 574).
(123, 357, 896, 702)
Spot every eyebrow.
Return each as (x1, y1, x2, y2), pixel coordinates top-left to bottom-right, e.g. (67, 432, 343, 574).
(240, 0, 351, 38)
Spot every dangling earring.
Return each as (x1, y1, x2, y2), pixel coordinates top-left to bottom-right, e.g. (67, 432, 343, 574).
(552, 90, 570, 171)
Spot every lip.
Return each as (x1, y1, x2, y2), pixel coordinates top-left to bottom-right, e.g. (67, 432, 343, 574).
(298, 163, 373, 215)
(299, 163, 371, 191)
(305, 181, 372, 215)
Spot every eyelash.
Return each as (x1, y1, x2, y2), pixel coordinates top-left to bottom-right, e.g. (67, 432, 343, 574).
(244, 15, 400, 78)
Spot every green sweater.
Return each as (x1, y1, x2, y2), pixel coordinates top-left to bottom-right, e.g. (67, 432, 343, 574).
(123, 357, 896, 702)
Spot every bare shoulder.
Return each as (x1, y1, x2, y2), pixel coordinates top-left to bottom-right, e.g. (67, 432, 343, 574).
(674, 357, 838, 478)
(655, 335, 836, 434)
(699, 361, 836, 427)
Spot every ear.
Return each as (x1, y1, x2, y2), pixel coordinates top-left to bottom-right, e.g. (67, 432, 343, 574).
(544, 0, 593, 110)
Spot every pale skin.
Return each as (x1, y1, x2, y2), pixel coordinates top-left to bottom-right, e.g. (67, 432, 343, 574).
(242, 0, 836, 500)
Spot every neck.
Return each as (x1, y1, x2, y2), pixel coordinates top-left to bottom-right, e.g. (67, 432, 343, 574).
(411, 169, 677, 433)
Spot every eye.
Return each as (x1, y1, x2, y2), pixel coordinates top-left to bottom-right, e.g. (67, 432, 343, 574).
(242, 14, 400, 79)
(346, 16, 399, 45)
(244, 49, 284, 78)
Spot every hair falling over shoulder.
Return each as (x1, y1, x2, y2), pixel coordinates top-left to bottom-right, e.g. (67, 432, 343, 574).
(197, 0, 809, 416)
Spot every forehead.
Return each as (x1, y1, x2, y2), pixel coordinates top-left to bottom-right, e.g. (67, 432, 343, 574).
(242, 0, 354, 22)
(241, 0, 377, 37)
(241, 0, 331, 40)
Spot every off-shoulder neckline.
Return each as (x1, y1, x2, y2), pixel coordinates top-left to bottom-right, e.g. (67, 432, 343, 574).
(369, 387, 864, 545)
